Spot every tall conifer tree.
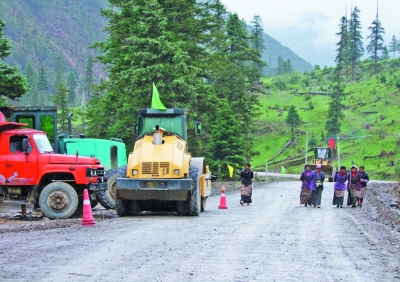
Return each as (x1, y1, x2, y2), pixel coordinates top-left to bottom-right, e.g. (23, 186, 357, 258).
(348, 6, 363, 80)
(366, 7, 385, 75)
(325, 16, 347, 137)
(0, 18, 26, 101)
(89, 0, 214, 153)
(388, 35, 398, 58)
(37, 66, 48, 106)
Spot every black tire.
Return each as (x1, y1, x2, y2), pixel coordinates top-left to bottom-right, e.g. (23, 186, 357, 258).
(39, 182, 79, 219)
(128, 200, 141, 215)
(201, 197, 207, 212)
(116, 199, 129, 217)
(176, 166, 200, 216)
(115, 165, 128, 217)
(95, 169, 117, 209)
(91, 199, 98, 209)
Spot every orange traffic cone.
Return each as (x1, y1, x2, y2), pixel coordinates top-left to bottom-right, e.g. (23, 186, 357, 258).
(81, 189, 96, 226)
(218, 186, 228, 209)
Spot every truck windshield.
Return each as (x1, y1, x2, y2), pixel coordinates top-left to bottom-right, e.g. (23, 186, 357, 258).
(138, 116, 184, 138)
(316, 148, 328, 160)
(33, 134, 54, 153)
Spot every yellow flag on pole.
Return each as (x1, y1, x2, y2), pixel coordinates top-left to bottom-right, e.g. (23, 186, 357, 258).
(227, 164, 234, 178)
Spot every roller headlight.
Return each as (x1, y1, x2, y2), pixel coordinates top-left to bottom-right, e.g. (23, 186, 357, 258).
(132, 169, 138, 176)
(174, 169, 180, 175)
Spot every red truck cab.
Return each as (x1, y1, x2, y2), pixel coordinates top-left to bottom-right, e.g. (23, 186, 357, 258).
(0, 111, 107, 219)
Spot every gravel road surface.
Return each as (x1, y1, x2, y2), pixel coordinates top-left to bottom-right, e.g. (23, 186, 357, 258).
(1, 181, 399, 282)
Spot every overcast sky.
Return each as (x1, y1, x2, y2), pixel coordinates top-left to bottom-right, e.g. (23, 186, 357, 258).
(220, 0, 400, 67)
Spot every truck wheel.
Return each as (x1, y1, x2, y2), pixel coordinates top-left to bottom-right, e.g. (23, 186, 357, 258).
(176, 166, 200, 216)
(201, 197, 207, 212)
(115, 165, 128, 217)
(95, 169, 117, 209)
(39, 182, 79, 219)
(128, 200, 141, 215)
(115, 199, 129, 217)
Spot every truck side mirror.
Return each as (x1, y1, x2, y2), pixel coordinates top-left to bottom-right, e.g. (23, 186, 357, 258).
(195, 121, 201, 135)
(22, 138, 31, 154)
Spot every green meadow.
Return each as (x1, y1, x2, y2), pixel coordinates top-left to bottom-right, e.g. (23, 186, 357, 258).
(251, 59, 400, 180)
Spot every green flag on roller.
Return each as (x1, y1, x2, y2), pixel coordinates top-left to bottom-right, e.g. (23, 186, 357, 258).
(151, 83, 167, 110)
(281, 166, 286, 176)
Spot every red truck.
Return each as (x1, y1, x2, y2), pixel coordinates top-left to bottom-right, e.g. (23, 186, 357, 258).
(0, 111, 107, 219)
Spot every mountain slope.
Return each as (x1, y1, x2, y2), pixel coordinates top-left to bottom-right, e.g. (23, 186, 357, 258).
(0, 0, 109, 93)
(0, 0, 312, 96)
(262, 32, 313, 74)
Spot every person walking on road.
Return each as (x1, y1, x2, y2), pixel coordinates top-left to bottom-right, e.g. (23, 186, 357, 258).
(300, 164, 314, 207)
(357, 165, 369, 207)
(240, 163, 254, 205)
(333, 166, 347, 208)
(347, 165, 361, 208)
(311, 164, 325, 208)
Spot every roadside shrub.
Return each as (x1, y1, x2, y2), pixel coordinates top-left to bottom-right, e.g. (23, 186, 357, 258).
(304, 94, 312, 101)
(272, 76, 287, 90)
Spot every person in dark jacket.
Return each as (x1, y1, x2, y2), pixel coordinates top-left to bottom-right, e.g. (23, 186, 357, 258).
(300, 164, 314, 207)
(240, 163, 254, 205)
(347, 165, 361, 208)
(311, 164, 325, 208)
(357, 165, 369, 207)
(333, 166, 347, 208)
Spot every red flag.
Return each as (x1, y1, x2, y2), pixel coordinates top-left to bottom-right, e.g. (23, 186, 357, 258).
(328, 138, 335, 149)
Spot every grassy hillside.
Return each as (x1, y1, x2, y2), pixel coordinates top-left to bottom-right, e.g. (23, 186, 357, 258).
(251, 59, 400, 180)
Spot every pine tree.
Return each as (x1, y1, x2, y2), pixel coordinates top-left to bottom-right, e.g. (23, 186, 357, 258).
(366, 12, 385, 74)
(54, 55, 64, 93)
(388, 35, 398, 58)
(276, 56, 285, 75)
(250, 15, 267, 74)
(325, 17, 347, 137)
(0, 18, 27, 101)
(50, 83, 69, 134)
(208, 99, 245, 178)
(84, 55, 93, 101)
(23, 63, 36, 106)
(66, 72, 77, 106)
(381, 45, 390, 60)
(285, 105, 301, 136)
(37, 66, 48, 106)
(348, 6, 364, 80)
(89, 0, 214, 153)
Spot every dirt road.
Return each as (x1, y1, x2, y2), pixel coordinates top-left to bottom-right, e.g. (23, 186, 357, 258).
(1, 181, 399, 281)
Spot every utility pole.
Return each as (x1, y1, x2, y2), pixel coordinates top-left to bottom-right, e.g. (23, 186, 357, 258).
(305, 132, 308, 164)
(337, 135, 340, 171)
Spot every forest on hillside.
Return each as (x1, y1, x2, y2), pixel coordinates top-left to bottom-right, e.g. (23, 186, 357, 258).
(0, 0, 312, 108)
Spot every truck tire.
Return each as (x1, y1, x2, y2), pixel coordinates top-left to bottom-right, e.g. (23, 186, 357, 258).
(201, 197, 207, 212)
(176, 166, 200, 216)
(128, 200, 141, 215)
(39, 182, 79, 219)
(95, 169, 117, 209)
(116, 199, 129, 217)
(115, 165, 128, 217)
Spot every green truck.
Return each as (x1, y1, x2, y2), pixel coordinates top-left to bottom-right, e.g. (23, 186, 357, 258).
(0, 106, 127, 209)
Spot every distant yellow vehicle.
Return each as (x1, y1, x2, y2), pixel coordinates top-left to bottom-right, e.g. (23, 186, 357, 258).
(309, 147, 337, 182)
(115, 108, 212, 216)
